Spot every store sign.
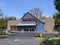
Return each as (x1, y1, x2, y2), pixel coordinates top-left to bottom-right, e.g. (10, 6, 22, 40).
(23, 18, 35, 21)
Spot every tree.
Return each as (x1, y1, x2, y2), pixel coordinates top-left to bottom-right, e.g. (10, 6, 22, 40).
(54, 0, 60, 32)
(53, 13, 60, 25)
(8, 16, 16, 20)
(30, 8, 42, 15)
(53, 13, 60, 31)
(0, 19, 7, 27)
(54, 0, 60, 12)
(0, 10, 3, 19)
(4, 16, 16, 21)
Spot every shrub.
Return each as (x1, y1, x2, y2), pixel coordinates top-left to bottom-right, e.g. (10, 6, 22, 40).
(56, 39, 60, 45)
(40, 38, 60, 45)
(0, 32, 9, 35)
(34, 34, 40, 37)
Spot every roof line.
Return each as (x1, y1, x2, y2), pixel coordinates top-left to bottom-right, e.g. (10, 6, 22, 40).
(21, 11, 45, 24)
(28, 12, 45, 24)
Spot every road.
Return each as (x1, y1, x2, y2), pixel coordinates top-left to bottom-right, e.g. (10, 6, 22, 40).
(0, 32, 40, 45)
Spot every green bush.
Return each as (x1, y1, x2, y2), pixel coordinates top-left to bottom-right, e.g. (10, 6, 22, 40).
(34, 34, 40, 37)
(0, 32, 8, 35)
(40, 38, 60, 45)
(56, 39, 60, 45)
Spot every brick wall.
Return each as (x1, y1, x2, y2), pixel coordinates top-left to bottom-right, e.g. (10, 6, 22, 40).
(40, 17, 57, 33)
(7, 20, 22, 30)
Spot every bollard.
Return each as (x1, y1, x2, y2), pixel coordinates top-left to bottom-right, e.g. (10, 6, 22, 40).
(40, 33, 42, 38)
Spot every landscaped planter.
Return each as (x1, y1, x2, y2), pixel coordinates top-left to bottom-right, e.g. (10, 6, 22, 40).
(0, 35, 8, 37)
(0, 32, 11, 38)
(40, 38, 60, 45)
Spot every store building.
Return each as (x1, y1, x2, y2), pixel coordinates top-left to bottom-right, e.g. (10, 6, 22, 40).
(7, 11, 57, 33)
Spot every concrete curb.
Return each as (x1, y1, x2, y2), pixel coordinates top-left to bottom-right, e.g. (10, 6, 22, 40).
(33, 37, 60, 40)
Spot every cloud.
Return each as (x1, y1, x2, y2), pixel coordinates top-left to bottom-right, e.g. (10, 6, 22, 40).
(0, 2, 5, 7)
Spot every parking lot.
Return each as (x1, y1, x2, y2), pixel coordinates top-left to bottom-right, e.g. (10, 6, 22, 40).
(0, 32, 40, 45)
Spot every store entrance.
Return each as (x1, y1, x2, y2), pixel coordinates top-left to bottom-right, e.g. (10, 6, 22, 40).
(20, 26, 36, 32)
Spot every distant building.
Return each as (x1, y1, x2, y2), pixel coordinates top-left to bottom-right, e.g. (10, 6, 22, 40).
(7, 10, 57, 34)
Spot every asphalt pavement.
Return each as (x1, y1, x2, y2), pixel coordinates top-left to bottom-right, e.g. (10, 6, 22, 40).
(0, 32, 40, 45)
(7, 32, 36, 39)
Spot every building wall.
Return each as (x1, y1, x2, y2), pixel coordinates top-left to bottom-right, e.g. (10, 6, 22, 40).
(7, 20, 22, 30)
(36, 22, 44, 33)
(40, 17, 57, 33)
(7, 17, 57, 33)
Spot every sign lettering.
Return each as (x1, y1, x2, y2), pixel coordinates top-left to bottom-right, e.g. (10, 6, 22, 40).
(23, 18, 35, 21)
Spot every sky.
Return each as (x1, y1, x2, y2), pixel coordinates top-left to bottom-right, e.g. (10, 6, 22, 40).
(0, 0, 57, 19)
